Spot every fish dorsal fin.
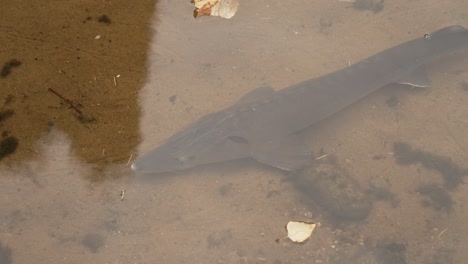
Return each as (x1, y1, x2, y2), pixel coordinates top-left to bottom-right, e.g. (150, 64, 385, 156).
(251, 133, 312, 171)
(235, 85, 275, 106)
(397, 67, 431, 87)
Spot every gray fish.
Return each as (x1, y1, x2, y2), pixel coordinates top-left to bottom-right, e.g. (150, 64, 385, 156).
(132, 25, 468, 174)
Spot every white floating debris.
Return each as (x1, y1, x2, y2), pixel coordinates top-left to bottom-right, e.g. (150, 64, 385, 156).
(193, 0, 239, 19)
(286, 221, 317, 243)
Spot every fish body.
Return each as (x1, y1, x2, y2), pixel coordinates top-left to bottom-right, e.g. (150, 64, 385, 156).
(132, 25, 468, 174)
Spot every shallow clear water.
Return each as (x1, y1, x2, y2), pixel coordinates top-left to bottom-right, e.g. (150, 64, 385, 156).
(1, 0, 468, 263)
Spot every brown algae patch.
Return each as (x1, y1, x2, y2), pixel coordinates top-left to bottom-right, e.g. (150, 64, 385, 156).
(0, 1, 155, 178)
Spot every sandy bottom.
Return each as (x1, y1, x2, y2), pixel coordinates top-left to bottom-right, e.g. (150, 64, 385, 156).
(1, 0, 468, 263)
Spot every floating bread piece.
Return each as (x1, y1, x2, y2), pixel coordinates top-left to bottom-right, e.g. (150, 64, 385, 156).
(286, 221, 317, 243)
(193, 0, 239, 19)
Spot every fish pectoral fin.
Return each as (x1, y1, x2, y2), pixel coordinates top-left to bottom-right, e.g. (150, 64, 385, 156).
(396, 67, 431, 87)
(251, 134, 312, 171)
(235, 85, 275, 105)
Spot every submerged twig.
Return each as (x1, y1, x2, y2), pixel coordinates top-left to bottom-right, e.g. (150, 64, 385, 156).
(48, 87, 96, 123)
(48, 87, 83, 115)
(120, 189, 125, 201)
